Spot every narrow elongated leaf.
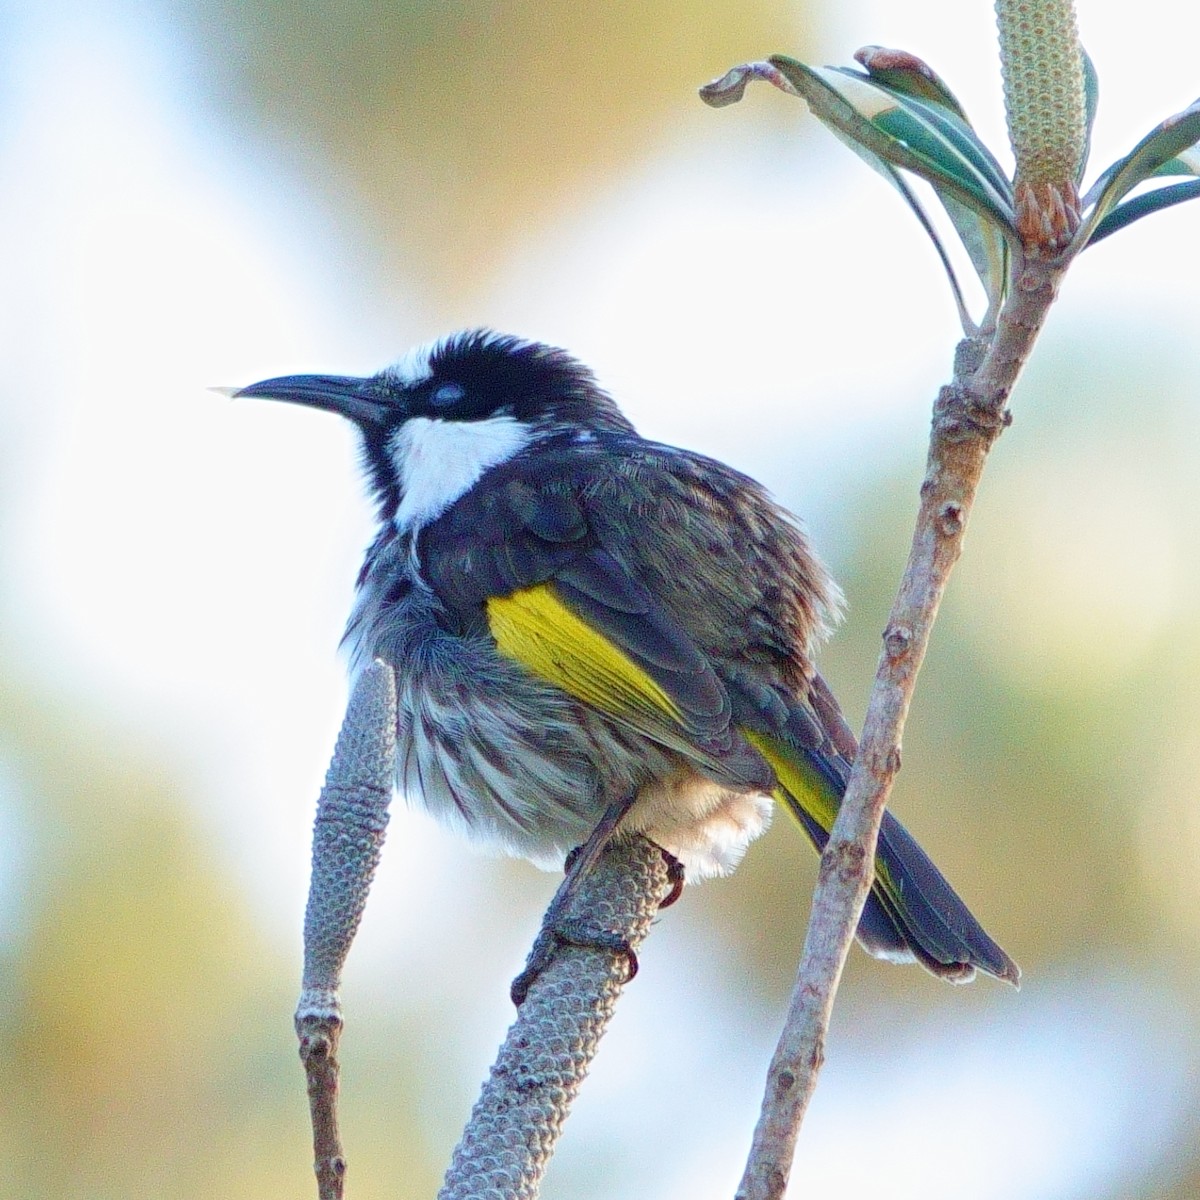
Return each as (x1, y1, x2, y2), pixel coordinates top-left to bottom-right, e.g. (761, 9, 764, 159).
(876, 101, 1010, 312)
(825, 135, 976, 331)
(701, 52, 1021, 323)
(776, 57, 1018, 316)
(852, 76, 1013, 308)
(1077, 98, 1200, 247)
(700, 58, 976, 327)
(851, 48, 1013, 202)
(1086, 179, 1200, 245)
(1082, 143, 1199, 219)
(1148, 144, 1200, 178)
(850, 48, 1011, 311)
(1079, 49, 1100, 185)
(769, 58, 1018, 234)
(840, 72, 1014, 206)
(938, 192, 1010, 321)
(853, 45, 969, 121)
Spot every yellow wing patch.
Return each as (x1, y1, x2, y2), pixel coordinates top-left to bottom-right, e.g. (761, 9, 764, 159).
(487, 583, 685, 726)
(743, 730, 839, 829)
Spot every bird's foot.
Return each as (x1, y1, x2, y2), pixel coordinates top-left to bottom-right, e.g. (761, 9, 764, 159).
(510, 918, 637, 1006)
(511, 798, 638, 1005)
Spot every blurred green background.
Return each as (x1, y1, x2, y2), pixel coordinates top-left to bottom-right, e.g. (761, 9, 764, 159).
(2, 1, 1198, 1197)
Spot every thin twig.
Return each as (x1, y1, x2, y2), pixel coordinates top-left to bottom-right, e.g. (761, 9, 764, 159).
(736, 253, 1064, 1200)
(298, 1015, 347, 1200)
(439, 836, 672, 1200)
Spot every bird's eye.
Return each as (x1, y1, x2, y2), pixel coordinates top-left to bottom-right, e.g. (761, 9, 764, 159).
(429, 382, 466, 409)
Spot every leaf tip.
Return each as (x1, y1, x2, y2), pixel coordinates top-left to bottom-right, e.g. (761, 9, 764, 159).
(699, 60, 801, 108)
(699, 66, 750, 108)
(852, 44, 968, 119)
(854, 45, 928, 76)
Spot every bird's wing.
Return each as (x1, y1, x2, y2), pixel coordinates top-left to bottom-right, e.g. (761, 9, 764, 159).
(418, 449, 770, 787)
(419, 438, 1018, 981)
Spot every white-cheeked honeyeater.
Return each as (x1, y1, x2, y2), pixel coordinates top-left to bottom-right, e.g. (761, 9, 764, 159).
(237, 330, 1018, 987)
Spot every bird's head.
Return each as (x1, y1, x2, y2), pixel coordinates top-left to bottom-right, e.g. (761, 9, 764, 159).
(234, 329, 634, 528)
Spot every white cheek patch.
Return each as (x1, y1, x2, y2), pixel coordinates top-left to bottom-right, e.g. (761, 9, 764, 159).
(390, 415, 530, 531)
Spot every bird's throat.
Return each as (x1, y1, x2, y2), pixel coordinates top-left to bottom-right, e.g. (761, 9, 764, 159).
(389, 414, 530, 532)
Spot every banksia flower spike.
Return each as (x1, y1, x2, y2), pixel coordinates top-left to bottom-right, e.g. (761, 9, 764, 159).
(996, 0, 1088, 253)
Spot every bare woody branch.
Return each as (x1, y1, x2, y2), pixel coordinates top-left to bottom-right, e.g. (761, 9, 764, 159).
(736, 252, 1065, 1200)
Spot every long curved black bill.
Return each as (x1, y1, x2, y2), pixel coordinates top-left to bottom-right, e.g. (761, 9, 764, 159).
(232, 374, 388, 425)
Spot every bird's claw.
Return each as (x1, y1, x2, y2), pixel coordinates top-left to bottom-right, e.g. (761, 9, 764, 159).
(510, 919, 637, 1006)
(658, 849, 685, 909)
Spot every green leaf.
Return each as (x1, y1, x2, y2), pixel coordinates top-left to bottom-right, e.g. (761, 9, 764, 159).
(839, 72, 1014, 207)
(830, 141, 978, 332)
(852, 45, 969, 121)
(849, 49, 1014, 207)
(700, 52, 1019, 324)
(1078, 97, 1200, 247)
(699, 57, 978, 326)
(774, 57, 1017, 318)
(848, 48, 1011, 313)
(938, 192, 1010, 322)
(1079, 48, 1100, 184)
(1081, 143, 1198, 220)
(767, 57, 1017, 231)
(1148, 144, 1200, 178)
(1085, 178, 1200, 246)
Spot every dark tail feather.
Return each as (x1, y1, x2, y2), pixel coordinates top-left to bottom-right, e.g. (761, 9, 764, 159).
(747, 731, 1019, 986)
(785, 800, 1019, 984)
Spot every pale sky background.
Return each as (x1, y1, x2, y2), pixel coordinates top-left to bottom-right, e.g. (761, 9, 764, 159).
(1, 1, 1198, 1196)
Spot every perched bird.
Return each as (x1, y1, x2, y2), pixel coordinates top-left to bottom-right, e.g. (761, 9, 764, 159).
(237, 330, 1018, 990)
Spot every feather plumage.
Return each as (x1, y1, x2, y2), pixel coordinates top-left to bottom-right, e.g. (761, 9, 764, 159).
(241, 329, 1019, 983)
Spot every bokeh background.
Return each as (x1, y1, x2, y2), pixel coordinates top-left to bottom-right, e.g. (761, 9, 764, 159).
(2, 0, 1198, 1196)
